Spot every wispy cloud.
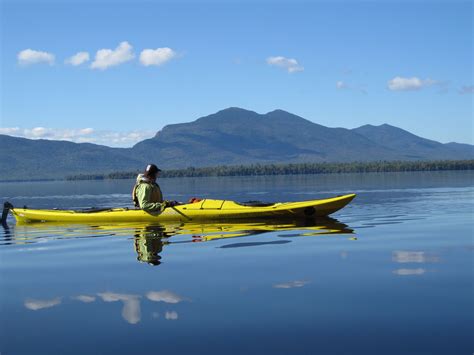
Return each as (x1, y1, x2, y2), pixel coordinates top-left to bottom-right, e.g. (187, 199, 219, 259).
(336, 81, 347, 89)
(140, 47, 177, 66)
(273, 280, 310, 289)
(24, 297, 61, 310)
(18, 49, 55, 66)
(91, 41, 134, 70)
(0, 127, 155, 147)
(336, 80, 367, 94)
(65, 51, 90, 66)
(267, 56, 304, 73)
(387, 76, 437, 91)
(459, 85, 474, 94)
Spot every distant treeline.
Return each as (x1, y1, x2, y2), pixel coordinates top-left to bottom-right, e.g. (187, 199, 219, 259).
(65, 160, 474, 181)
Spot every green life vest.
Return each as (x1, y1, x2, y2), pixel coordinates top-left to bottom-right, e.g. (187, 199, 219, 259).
(132, 174, 163, 208)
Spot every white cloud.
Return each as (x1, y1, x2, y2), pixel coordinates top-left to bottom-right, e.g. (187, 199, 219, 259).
(140, 47, 177, 66)
(24, 297, 61, 310)
(388, 76, 437, 91)
(146, 290, 185, 303)
(273, 280, 310, 289)
(91, 41, 134, 70)
(30, 127, 48, 137)
(66, 51, 90, 66)
(79, 128, 94, 135)
(0, 127, 20, 135)
(267, 56, 304, 73)
(0, 127, 153, 147)
(393, 268, 426, 276)
(18, 49, 55, 66)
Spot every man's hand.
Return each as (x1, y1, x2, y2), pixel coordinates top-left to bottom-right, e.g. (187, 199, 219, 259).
(163, 200, 180, 208)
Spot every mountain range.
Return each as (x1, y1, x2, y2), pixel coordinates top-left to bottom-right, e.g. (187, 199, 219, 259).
(2, 107, 472, 180)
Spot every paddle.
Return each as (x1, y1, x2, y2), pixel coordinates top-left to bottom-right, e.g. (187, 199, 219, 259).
(169, 205, 192, 221)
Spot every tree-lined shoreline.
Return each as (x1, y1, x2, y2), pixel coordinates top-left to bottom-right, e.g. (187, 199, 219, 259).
(65, 160, 474, 181)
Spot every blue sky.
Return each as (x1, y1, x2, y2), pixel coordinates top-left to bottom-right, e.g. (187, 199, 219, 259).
(1, 0, 472, 146)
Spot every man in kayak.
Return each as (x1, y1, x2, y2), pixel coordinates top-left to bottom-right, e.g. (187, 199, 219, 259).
(132, 164, 175, 212)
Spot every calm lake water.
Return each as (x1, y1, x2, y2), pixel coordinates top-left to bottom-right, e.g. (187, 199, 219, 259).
(0, 171, 473, 355)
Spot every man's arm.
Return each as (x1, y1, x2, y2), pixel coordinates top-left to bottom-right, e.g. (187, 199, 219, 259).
(136, 184, 166, 212)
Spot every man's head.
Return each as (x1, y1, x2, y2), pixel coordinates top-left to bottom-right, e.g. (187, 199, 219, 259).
(143, 164, 161, 180)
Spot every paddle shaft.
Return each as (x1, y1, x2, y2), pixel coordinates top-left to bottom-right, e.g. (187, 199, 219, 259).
(170, 205, 191, 220)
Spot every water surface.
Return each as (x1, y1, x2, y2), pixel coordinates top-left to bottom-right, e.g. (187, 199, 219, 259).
(0, 171, 473, 354)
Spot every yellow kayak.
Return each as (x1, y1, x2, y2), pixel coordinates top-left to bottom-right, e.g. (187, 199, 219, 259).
(8, 194, 355, 224)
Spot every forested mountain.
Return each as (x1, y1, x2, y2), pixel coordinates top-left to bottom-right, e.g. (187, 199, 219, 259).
(353, 124, 474, 160)
(0, 135, 143, 180)
(1, 107, 472, 180)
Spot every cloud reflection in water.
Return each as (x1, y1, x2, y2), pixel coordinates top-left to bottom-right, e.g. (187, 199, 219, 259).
(24, 290, 185, 325)
(97, 292, 141, 324)
(273, 280, 310, 289)
(393, 268, 426, 276)
(71, 295, 96, 303)
(165, 311, 179, 320)
(392, 251, 439, 263)
(24, 297, 62, 310)
(146, 290, 185, 304)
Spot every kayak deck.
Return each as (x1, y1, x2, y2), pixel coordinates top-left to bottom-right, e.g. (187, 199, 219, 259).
(11, 194, 356, 224)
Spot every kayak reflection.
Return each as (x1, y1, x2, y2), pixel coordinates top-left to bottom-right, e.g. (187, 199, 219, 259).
(7, 217, 354, 266)
(132, 217, 354, 266)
